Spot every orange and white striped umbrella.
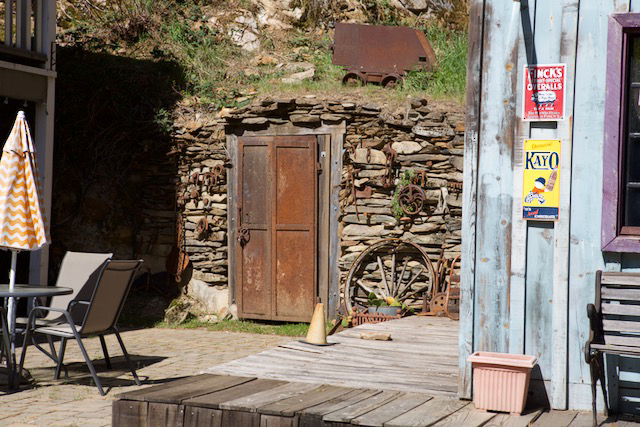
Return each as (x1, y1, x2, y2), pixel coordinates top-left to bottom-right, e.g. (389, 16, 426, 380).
(0, 111, 49, 250)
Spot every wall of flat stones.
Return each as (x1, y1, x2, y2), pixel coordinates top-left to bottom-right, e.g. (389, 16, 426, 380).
(172, 97, 463, 313)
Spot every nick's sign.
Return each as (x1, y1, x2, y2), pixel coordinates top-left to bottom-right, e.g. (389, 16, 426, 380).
(523, 64, 566, 121)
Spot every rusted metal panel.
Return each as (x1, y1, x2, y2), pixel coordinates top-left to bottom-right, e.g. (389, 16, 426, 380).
(332, 23, 436, 86)
(332, 23, 435, 73)
(238, 140, 271, 319)
(241, 145, 269, 225)
(274, 145, 315, 226)
(272, 139, 317, 321)
(241, 230, 270, 317)
(274, 230, 315, 320)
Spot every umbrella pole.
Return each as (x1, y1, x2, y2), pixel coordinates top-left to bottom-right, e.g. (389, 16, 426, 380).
(7, 250, 16, 360)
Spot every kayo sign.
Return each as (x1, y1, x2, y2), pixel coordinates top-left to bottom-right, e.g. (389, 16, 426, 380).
(522, 139, 561, 221)
(523, 63, 566, 121)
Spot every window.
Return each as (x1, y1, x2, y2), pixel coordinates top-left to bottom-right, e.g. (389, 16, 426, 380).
(602, 14, 640, 251)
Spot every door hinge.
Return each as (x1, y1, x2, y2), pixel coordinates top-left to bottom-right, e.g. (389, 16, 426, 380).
(317, 162, 323, 174)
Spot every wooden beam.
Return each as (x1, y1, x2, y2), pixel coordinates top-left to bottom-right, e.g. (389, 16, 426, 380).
(15, 0, 31, 51)
(459, 0, 485, 400)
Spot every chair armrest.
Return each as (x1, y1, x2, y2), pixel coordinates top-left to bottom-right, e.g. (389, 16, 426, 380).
(23, 306, 80, 333)
(68, 300, 90, 310)
(585, 303, 601, 363)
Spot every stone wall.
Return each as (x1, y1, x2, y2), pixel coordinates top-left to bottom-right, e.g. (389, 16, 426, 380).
(172, 97, 463, 315)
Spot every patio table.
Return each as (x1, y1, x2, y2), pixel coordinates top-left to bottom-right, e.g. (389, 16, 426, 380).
(0, 284, 72, 389)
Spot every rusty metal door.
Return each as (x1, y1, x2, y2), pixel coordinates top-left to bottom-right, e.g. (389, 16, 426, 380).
(237, 136, 317, 322)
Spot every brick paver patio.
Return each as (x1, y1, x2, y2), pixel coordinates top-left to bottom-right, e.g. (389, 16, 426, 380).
(0, 328, 290, 427)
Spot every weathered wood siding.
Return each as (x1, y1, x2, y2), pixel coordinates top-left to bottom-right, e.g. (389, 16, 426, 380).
(463, 0, 640, 410)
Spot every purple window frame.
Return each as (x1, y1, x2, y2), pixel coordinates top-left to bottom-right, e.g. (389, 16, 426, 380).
(602, 13, 640, 252)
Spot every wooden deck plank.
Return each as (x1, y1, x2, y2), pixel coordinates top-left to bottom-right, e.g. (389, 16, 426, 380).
(148, 402, 184, 427)
(259, 384, 354, 416)
(182, 406, 222, 427)
(183, 378, 288, 409)
(209, 357, 456, 383)
(351, 393, 434, 427)
(219, 382, 321, 412)
(323, 391, 403, 423)
(211, 352, 456, 378)
(208, 364, 457, 395)
(252, 345, 457, 370)
(118, 374, 255, 404)
(112, 400, 148, 427)
(219, 351, 457, 379)
(260, 414, 298, 427)
(484, 409, 543, 427)
(384, 396, 467, 427)
(531, 411, 578, 427)
(117, 374, 213, 400)
(221, 409, 260, 427)
(298, 389, 381, 420)
(183, 406, 222, 427)
(567, 412, 595, 427)
(430, 404, 496, 427)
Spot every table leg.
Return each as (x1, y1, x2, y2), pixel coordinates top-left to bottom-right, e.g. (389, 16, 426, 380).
(0, 308, 13, 389)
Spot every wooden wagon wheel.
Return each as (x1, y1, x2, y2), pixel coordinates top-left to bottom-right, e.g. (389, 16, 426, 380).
(342, 238, 436, 315)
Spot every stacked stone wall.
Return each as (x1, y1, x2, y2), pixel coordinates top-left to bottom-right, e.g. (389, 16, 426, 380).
(172, 97, 464, 313)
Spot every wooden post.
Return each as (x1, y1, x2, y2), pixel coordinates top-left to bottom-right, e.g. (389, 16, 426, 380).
(15, 0, 31, 51)
(4, 0, 14, 47)
(459, 0, 486, 400)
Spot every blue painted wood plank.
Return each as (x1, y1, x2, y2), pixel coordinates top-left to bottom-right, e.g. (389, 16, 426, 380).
(474, 0, 521, 353)
(525, 222, 554, 379)
(568, 0, 624, 410)
(537, 0, 579, 409)
(508, 0, 536, 357)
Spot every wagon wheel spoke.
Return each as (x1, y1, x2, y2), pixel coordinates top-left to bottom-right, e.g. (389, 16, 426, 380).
(398, 265, 425, 298)
(390, 252, 397, 297)
(357, 279, 384, 300)
(397, 258, 409, 294)
(377, 256, 391, 297)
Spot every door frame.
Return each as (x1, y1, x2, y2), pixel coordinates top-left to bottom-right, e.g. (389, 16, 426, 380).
(226, 122, 346, 320)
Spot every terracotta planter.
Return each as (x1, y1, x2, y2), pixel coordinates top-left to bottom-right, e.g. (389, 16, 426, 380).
(467, 351, 537, 415)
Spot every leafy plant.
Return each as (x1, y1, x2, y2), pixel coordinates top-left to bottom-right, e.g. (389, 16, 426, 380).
(405, 22, 468, 101)
(362, 0, 406, 26)
(391, 169, 415, 219)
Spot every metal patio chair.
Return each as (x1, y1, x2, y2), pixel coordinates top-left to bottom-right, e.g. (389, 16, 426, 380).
(15, 252, 112, 363)
(17, 259, 144, 395)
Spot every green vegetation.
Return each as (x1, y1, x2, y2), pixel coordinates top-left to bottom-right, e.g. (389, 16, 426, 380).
(406, 23, 468, 101)
(59, 1, 467, 107)
(391, 169, 416, 219)
(157, 319, 312, 337)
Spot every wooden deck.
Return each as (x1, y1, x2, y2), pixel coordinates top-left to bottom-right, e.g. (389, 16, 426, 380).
(112, 316, 631, 426)
(205, 315, 459, 396)
(113, 373, 551, 427)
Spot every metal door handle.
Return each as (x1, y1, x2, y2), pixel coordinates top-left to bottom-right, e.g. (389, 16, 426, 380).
(238, 228, 250, 246)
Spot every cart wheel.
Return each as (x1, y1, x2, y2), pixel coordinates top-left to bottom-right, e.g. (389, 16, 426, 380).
(342, 238, 436, 315)
(342, 72, 366, 87)
(382, 74, 401, 88)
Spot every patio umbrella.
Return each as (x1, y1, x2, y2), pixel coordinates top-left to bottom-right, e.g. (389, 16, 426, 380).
(0, 111, 50, 337)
